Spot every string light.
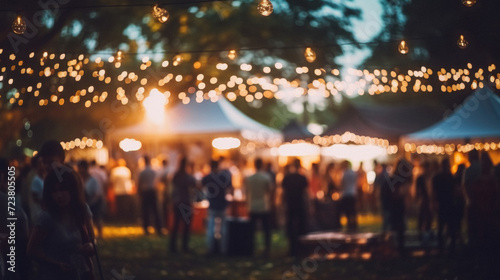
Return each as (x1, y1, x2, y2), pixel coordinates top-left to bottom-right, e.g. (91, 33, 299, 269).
(60, 138, 104, 150)
(404, 141, 500, 155)
(304, 47, 317, 63)
(312, 132, 398, 155)
(257, 0, 273, 16)
(152, 4, 169, 23)
(227, 49, 237, 60)
(457, 35, 468, 49)
(12, 16, 27, 35)
(1, 49, 499, 109)
(115, 50, 123, 62)
(172, 54, 183, 66)
(398, 40, 409, 54)
(462, 0, 476, 7)
(40, 52, 48, 65)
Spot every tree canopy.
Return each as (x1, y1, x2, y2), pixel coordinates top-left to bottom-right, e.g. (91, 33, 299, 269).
(1, 0, 499, 156)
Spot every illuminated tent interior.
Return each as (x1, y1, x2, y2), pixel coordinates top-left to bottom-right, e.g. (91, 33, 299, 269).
(404, 87, 500, 144)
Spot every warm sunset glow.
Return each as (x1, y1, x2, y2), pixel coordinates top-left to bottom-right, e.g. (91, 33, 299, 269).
(143, 88, 167, 124)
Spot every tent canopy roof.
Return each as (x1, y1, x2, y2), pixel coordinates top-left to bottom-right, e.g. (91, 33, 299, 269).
(322, 102, 443, 142)
(281, 119, 314, 142)
(112, 97, 282, 143)
(404, 87, 500, 143)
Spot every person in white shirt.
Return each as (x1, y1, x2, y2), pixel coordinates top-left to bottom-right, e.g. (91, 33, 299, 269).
(138, 155, 162, 235)
(245, 158, 274, 256)
(339, 160, 358, 231)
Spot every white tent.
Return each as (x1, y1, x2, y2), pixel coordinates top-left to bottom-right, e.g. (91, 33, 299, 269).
(111, 97, 282, 144)
(403, 87, 500, 144)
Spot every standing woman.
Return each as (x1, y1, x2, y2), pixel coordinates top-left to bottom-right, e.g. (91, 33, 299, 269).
(28, 167, 95, 280)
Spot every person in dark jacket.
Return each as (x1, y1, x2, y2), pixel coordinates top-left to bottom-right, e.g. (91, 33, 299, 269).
(382, 158, 413, 256)
(432, 158, 455, 254)
(282, 159, 308, 257)
(169, 157, 197, 253)
(202, 160, 231, 254)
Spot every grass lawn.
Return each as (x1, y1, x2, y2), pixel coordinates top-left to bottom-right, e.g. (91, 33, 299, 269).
(93, 215, 500, 280)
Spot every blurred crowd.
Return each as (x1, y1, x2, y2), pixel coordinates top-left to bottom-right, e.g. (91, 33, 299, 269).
(2, 140, 500, 279)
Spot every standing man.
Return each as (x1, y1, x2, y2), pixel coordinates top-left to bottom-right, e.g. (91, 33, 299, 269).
(245, 158, 273, 256)
(463, 149, 481, 249)
(138, 155, 162, 235)
(170, 157, 197, 253)
(416, 161, 433, 245)
(202, 160, 230, 255)
(282, 158, 308, 257)
(339, 160, 358, 231)
(159, 159, 171, 231)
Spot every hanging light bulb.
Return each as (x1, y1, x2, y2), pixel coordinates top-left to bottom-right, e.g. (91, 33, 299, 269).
(462, 0, 476, 7)
(40, 52, 48, 64)
(115, 50, 123, 62)
(398, 40, 409, 54)
(457, 35, 468, 49)
(152, 4, 169, 23)
(304, 47, 316, 63)
(257, 0, 273, 16)
(172, 54, 183, 66)
(228, 49, 237, 60)
(12, 16, 27, 35)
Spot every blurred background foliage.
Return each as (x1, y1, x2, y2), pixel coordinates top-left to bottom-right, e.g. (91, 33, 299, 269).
(0, 0, 499, 155)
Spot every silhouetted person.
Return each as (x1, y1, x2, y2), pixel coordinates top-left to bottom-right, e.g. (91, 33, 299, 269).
(159, 159, 171, 231)
(265, 162, 278, 229)
(282, 159, 308, 257)
(324, 162, 337, 200)
(451, 163, 466, 252)
(138, 156, 162, 235)
(309, 163, 321, 199)
(474, 152, 498, 254)
(322, 162, 341, 229)
(383, 158, 413, 256)
(245, 158, 273, 256)
(416, 161, 433, 245)
(78, 160, 105, 239)
(28, 167, 95, 280)
(432, 158, 455, 254)
(356, 162, 369, 213)
(376, 163, 391, 231)
(202, 160, 230, 255)
(170, 157, 196, 253)
(463, 149, 481, 248)
(339, 160, 358, 231)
